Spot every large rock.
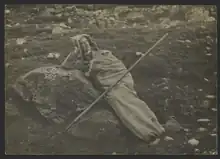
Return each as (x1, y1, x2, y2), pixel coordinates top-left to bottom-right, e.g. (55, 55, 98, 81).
(12, 66, 124, 140)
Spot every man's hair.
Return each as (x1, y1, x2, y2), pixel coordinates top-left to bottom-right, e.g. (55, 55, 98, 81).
(70, 34, 99, 62)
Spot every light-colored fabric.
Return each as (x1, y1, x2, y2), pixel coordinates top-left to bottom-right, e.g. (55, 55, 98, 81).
(90, 50, 165, 142)
(107, 85, 165, 141)
(90, 50, 133, 89)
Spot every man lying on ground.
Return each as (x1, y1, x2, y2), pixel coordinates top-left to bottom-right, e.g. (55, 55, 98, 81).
(61, 34, 182, 144)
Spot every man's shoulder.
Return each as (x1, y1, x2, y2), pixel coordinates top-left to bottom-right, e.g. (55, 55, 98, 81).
(93, 49, 113, 59)
(93, 49, 120, 62)
(99, 49, 112, 56)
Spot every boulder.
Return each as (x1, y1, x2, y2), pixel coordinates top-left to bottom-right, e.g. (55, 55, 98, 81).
(12, 66, 124, 140)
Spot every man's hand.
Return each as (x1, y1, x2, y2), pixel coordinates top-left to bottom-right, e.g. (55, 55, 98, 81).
(85, 72, 90, 77)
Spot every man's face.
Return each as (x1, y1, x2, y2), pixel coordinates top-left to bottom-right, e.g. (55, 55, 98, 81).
(70, 35, 94, 62)
(79, 37, 93, 61)
(80, 37, 91, 53)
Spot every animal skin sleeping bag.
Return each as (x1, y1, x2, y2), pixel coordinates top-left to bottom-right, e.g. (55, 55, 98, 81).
(87, 49, 165, 142)
(65, 34, 165, 143)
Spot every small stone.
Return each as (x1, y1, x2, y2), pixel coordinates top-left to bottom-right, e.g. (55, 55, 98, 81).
(47, 52, 60, 59)
(206, 35, 211, 40)
(5, 24, 12, 28)
(149, 138, 160, 146)
(205, 95, 216, 99)
(183, 128, 190, 132)
(24, 48, 28, 53)
(112, 152, 117, 155)
(197, 119, 211, 123)
(56, 13, 62, 17)
(47, 53, 54, 59)
(188, 138, 199, 146)
(59, 22, 69, 28)
(109, 17, 115, 22)
(68, 17, 73, 24)
(194, 148, 200, 153)
(63, 12, 70, 17)
(162, 86, 169, 90)
(198, 89, 203, 92)
(201, 26, 206, 29)
(16, 38, 26, 45)
(52, 26, 63, 34)
(177, 40, 185, 43)
(204, 78, 209, 82)
(211, 151, 217, 155)
(100, 128, 105, 131)
(164, 136, 174, 141)
(46, 8, 55, 13)
(185, 40, 191, 43)
(5, 9, 10, 14)
(15, 23, 20, 26)
(5, 63, 11, 68)
(196, 127, 208, 132)
(66, 6, 76, 11)
(135, 52, 144, 56)
(207, 17, 215, 22)
(206, 53, 212, 56)
(201, 100, 210, 109)
(177, 68, 183, 74)
(211, 108, 217, 112)
(210, 134, 217, 137)
(55, 53, 60, 59)
(40, 10, 52, 17)
(190, 105, 194, 109)
(164, 117, 182, 132)
(133, 23, 137, 27)
(206, 47, 211, 51)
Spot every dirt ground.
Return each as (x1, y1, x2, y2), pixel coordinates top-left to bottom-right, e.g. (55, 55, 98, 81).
(5, 5, 217, 155)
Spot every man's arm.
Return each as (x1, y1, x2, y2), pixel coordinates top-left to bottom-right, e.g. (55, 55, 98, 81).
(88, 73, 104, 92)
(85, 59, 95, 77)
(84, 59, 104, 92)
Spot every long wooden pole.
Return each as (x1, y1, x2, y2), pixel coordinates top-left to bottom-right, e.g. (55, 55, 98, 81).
(64, 33, 169, 132)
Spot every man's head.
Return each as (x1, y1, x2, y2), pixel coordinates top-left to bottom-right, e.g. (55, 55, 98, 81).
(70, 34, 99, 62)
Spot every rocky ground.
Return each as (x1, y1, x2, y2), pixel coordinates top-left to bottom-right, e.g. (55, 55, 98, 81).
(5, 5, 217, 155)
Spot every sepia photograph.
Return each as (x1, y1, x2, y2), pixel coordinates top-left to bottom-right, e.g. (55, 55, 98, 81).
(5, 4, 217, 155)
